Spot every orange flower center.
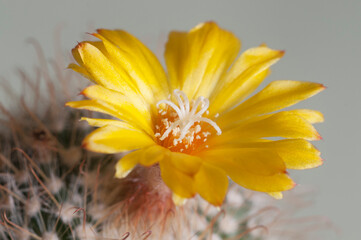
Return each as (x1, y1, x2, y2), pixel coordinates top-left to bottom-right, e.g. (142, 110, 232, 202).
(154, 90, 221, 154)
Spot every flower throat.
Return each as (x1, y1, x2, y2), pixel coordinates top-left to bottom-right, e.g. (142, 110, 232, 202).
(154, 90, 221, 154)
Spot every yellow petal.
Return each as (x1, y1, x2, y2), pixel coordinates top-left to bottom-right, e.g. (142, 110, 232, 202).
(80, 117, 136, 129)
(172, 193, 188, 206)
(268, 192, 283, 199)
(264, 139, 323, 170)
(74, 42, 139, 96)
(67, 99, 152, 135)
(138, 145, 168, 167)
(220, 80, 325, 126)
(94, 30, 169, 103)
(165, 21, 241, 99)
(81, 85, 148, 112)
(222, 139, 322, 170)
(81, 85, 153, 134)
(159, 158, 195, 199)
(66, 99, 123, 119)
(167, 151, 202, 175)
(115, 145, 166, 178)
(68, 63, 93, 82)
(200, 148, 294, 192)
(72, 45, 85, 65)
(194, 163, 228, 206)
(82, 125, 154, 153)
(287, 109, 324, 124)
(200, 148, 286, 175)
(115, 151, 141, 178)
(210, 46, 283, 115)
(164, 31, 188, 90)
(220, 111, 321, 142)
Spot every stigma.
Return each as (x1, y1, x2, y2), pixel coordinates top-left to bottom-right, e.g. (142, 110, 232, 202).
(154, 90, 221, 153)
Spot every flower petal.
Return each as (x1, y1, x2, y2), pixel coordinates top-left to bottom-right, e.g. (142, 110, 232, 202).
(287, 109, 324, 124)
(115, 151, 141, 178)
(220, 111, 321, 142)
(219, 80, 325, 126)
(138, 145, 167, 167)
(66, 99, 123, 119)
(164, 31, 188, 91)
(94, 30, 169, 103)
(268, 192, 283, 199)
(81, 85, 148, 112)
(200, 148, 286, 175)
(80, 117, 136, 128)
(165, 21, 241, 99)
(230, 139, 321, 170)
(73, 42, 139, 96)
(167, 151, 202, 176)
(114, 145, 167, 179)
(81, 85, 153, 134)
(172, 193, 188, 206)
(68, 63, 93, 82)
(159, 158, 195, 199)
(210, 45, 283, 115)
(199, 148, 294, 192)
(194, 163, 228, 206)
(82, 125, 154, 153)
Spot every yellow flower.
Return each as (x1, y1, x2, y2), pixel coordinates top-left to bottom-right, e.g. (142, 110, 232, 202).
(66, 22, 324, 206)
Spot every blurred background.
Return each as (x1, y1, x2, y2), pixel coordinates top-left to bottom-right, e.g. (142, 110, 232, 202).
(0, 0, 360, 239)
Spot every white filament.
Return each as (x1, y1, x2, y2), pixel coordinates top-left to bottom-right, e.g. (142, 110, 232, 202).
(157, 90, 221, 142)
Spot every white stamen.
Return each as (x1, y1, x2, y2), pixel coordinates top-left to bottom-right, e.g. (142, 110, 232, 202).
(172, 127, 180, 136)
(202, 131, 211, 137)
(157, 90, 222, 142)
(199, 118, 222, 135)
(173, 89, 186, 116)
(157, 100, 183, 118)
(195, 125, 201, 133)
(154, 133, 161, 138)
(178, 90, 190, 112)
(161, 118, 170, 128)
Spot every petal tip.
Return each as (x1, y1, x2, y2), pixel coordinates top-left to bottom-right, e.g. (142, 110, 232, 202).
(79, 88, 87, 96)
(172, 194, 188, 206)
(75, 42, 84, 49)
(81, 141, 88, 149)
(91, 32, 101, 39)
(317, 133, 323, 140)
(65, 101, 75, 108)
(75, 41, 90, 50)
(115, 169, 132, 179)
(318, 158, 325, 166)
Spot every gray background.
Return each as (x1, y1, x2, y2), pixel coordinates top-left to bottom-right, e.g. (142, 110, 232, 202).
(0, 0, 360, 239)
